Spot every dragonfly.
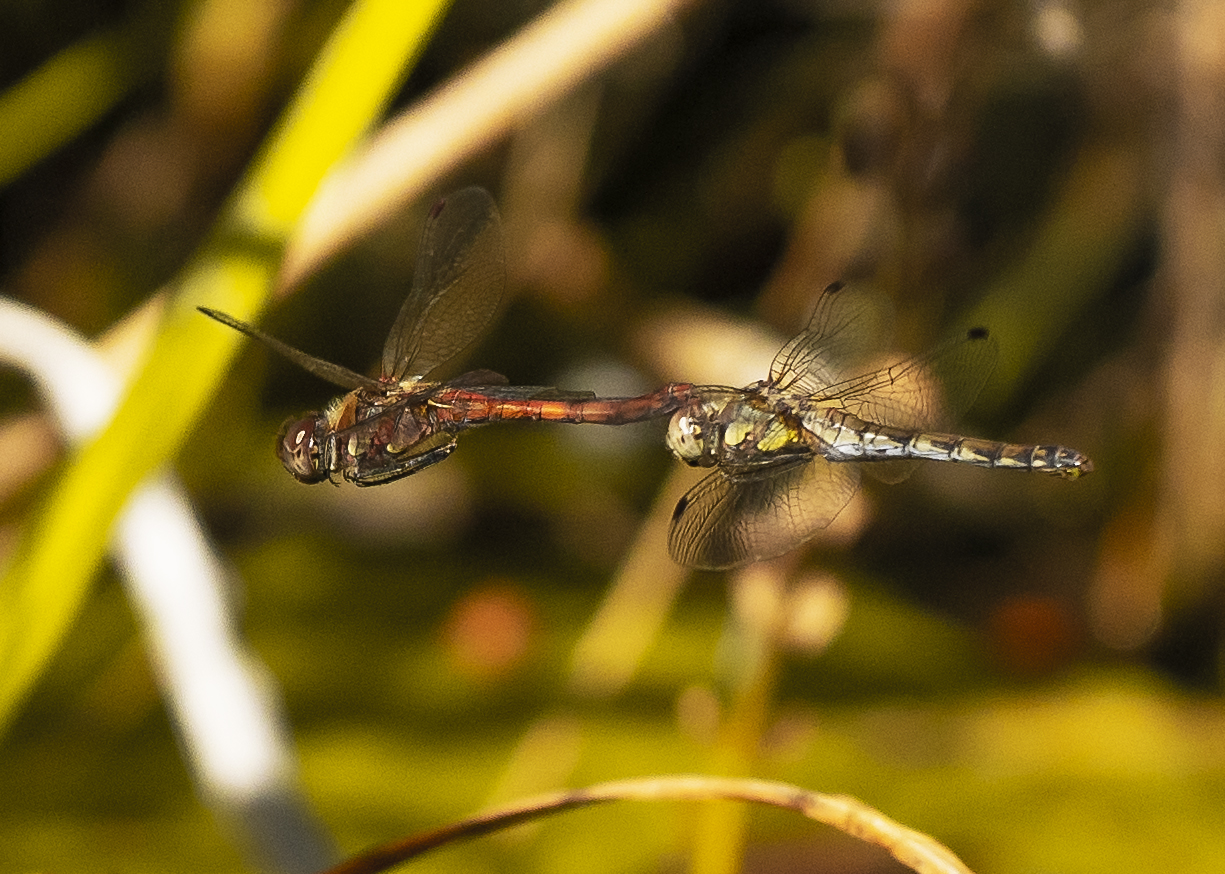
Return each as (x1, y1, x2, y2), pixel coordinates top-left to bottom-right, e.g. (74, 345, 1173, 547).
(663, 280, 1093, 570)
(200, 187, 695, 486)
(201, 187, 1090, 570)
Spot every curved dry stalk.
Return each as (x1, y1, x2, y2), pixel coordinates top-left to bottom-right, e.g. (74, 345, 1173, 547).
(279, 0, 698, 293)
(321, 775, 975, 874)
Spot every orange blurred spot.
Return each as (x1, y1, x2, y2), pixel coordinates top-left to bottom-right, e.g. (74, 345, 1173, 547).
(988, 594, 1080, 676)
(441, 582, 537, 680)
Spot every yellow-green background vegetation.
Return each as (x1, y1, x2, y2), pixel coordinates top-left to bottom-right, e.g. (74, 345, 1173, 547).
(1, 1, 1223, 872)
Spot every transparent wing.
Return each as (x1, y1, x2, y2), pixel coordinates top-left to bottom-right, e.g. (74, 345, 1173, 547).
(668, 458, 861, 570)
(382, 187, 505, 381)
(769, 282, 892, 396)
(448, 369, 510, 387)
(768, 282, 997, 431)
(447, 385, 599, 401)
(817, 326, 998, 430)
(198, 307, 382, 391)
(806, 326, 997, 486)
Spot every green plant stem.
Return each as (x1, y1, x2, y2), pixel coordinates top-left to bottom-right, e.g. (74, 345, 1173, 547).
(0, 28, 150, 187)
(690, 617, 784, 874)
(0, 0, 454, 739)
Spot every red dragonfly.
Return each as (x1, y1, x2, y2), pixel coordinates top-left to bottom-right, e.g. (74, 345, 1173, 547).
(201, 187, 695, 486)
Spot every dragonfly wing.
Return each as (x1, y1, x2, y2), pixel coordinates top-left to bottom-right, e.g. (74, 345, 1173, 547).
(820, 326, 998, 430)
(859, 459, 915, 484)
(382, 187, 505, 381)
(668, 458, 861, 570)
(450, 385, 599, 401)
(198, 307, 381, 391)
(817, 327, 997, 486)
(449, 369, 510, 387)
(769, 282, 892, 396)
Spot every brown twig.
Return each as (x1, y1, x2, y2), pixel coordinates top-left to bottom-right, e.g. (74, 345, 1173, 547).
(320, 774, 975, 874)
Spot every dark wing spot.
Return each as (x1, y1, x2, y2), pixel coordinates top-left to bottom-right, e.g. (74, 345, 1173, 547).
(824, 280, 846, 295)
(967, 326, 989, 340)
(429, 196, 447, 219)
(671, 494, 690, 522)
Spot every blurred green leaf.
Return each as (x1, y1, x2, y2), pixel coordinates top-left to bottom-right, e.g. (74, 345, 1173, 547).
(0, 28, 147, 188)
(0, 0, 455, 739)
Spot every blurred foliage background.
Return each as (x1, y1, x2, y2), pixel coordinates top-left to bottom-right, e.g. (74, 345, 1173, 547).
(2, 0, 1224, 872)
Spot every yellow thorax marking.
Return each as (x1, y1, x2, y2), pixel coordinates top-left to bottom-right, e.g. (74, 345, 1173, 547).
(755, 416, 794, 453)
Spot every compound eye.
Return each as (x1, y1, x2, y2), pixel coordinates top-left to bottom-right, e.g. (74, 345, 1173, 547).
(277, 416, 327, 483)
(666, 412, 712, 466)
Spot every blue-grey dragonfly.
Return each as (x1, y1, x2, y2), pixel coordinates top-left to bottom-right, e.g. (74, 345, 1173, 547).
(664, 281, 1092, 569)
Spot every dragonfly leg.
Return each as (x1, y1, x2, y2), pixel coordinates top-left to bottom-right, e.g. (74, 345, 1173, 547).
(350, 439, 459, 486)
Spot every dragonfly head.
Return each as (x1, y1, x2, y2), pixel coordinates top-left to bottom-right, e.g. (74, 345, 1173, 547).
(277, 414, 329, 483)
(666, 406, 720, 467)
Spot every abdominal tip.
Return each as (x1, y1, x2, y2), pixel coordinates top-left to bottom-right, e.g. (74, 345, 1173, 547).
(1055, 454, 1094, 479)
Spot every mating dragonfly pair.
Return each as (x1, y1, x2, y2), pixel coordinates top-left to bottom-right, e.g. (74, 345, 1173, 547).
(201, 187, 1091, 570)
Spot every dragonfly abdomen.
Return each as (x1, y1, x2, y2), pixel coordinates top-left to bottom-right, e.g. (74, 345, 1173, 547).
(903, 433, 1093, 478)
(430, 384, 697, 426)
(812, 411, 1093, 479)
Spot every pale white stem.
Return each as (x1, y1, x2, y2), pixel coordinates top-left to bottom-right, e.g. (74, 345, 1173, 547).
(0, 297, 330, 869)
(280, 0, 696, 292)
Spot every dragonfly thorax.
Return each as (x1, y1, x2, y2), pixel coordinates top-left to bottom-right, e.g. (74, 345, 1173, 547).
(277, 413, 329, 484)
(667, 397, 809, 470)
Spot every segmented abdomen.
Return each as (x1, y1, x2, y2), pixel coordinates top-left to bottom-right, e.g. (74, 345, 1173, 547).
(429, 384, 697, 426)
(811, 410, 1093, 479)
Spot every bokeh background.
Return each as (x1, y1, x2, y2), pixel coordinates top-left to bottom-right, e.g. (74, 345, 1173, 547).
(2, 0, 1223, 872)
